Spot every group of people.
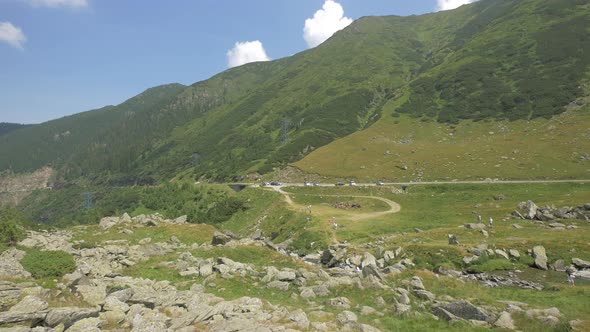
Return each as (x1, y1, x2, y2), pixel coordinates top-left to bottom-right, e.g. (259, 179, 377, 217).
(477, 214, 494, 228)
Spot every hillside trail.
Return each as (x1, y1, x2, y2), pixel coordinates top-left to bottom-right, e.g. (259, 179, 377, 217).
(270, 186, 401, 221)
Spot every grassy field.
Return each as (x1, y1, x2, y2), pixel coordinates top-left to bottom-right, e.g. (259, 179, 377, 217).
(294, 105, 590, 182)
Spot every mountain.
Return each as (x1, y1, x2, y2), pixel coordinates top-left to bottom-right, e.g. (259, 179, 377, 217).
(0, 0, 589, 183)
(0, 123, 33, 137)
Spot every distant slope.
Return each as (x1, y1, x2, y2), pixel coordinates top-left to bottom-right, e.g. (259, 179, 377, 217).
(0, 0, 589, 183)
(0, 123, 32, 136)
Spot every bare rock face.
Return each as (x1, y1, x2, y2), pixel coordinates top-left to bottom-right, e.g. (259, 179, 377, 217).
(494, 311, 516, 330)
(435, 300, 493, 322)
(533, 246, 548, 270)
(572, 258, 590, 269)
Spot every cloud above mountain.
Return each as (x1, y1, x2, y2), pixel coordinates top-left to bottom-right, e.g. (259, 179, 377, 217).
(226, 40, 270, 68)
(303, 0, 352, 48)
(26, 0, 88, 8)
(437, 0, 479, 11)
(0, 22, 26, 49)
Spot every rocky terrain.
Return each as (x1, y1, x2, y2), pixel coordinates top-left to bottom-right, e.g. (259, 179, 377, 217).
(0, 167, 53, 207)
(1, 212, 589, 331)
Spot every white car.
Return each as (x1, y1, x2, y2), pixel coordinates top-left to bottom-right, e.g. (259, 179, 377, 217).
(349, 181, 357, 186)
(304, 182, 313, 187)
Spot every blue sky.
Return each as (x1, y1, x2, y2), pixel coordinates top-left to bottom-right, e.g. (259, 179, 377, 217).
(0, 0, 475, 124)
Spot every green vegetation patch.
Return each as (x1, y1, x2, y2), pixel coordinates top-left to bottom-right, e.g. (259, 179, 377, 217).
(21, 249, 76, 278)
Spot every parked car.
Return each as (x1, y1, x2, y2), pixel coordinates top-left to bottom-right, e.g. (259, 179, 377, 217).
(376, 181, 385, 186)
(335, 182, 345, 186)
(260, 182, 270, 187)
(270, 181, 282, 186)
(349, 181, 357, 186)
(304, 182, 313, 187)
(313, 182, 320, 186)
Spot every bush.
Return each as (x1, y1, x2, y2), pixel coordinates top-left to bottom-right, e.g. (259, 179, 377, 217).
(21, 249, 76, 278)
(0, 208, 26, 245)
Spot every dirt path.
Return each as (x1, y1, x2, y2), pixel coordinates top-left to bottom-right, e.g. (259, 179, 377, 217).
(271, 186, 401, 221)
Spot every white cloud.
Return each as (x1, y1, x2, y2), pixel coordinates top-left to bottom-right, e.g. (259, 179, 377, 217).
(0, 22, 26, 49)
(436, 0, 478, 11)
(27, 0, 88, 8)
(303, 0, 352, 48)
(226, 40, 270, 68)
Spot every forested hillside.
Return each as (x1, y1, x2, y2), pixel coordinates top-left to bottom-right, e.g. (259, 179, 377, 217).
(1, 0, 588, 183)
(0, 123, 32, 137)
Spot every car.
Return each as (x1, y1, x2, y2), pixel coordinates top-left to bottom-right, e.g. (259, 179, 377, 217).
(270, 181, 282, 186)
(376, 181, 385, 186)
(260, 182, 270, 187)
(304, 182, 313, 187)
(335, 182, 345, 186)
(349, 181, 357, 186)
(313, 182, 320, 186)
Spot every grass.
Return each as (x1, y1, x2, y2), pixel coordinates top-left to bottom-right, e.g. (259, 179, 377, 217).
(294, 108, 590, 182)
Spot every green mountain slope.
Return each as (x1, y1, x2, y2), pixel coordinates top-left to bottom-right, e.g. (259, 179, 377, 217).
(0, 123, 33, 137)
(1, 0, 589, 183)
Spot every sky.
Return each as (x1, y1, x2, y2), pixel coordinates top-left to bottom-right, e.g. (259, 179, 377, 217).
(0, 0, 477, 124)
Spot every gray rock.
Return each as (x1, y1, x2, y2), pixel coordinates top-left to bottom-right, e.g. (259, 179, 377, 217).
(76, 284, 106, 306)
(300, 287, 316, 299)
(336, 310, 357, 324)
(495, 249, 509, 260)
(448, 234, 459, 245)
(360, 306, 377, 316)
(0, 281, 21, 309)
(103, 296, 130, 313)
(465, 223, 485, 229)
(572, 258, 590, 269)
(395, 303, 412, 315)
(521, 201, 538, 219)
(572, 270, 590, 280)
(413, 290, 435, 301)
(512, 224, 524, 229)
(432, 306, 462, 322)
(533, 246, 548, 270)
(0, 310, 47, 325)
(66, 317, 101, 332)
(362, 264, 384, 280)
(327, 297, 351, 309)
(410, 276, 425, 290)
(0, 248, 32, 279)
(383, 251, 395, 263)
(288, 309, 309, 329)
(508, 249, 520, 260)
(45, 306, 100, 328)
(361, 252, 377, 268)
(9, 295, 48, 313)
(211, 231, 231, 246)
(438, 300, 492, 322)
(266, 281, 289, 291)
(494, 311, 515, 330)
(277, 270, 297, 282)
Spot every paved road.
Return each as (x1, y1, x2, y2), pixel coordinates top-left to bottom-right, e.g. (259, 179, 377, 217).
(248, 179, 590, 189)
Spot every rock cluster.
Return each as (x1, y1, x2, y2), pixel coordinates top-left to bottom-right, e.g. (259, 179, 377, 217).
(513, 201, 590, 223)
(99, 213, 187, 230)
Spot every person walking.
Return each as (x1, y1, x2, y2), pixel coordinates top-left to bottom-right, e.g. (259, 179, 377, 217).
(477, 215, 482, 224)
(488, 217, 493, 228)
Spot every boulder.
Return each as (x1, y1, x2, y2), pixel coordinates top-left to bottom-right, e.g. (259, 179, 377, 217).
(0, 310, 47, 325)
(45, 306, 100, 328)
(0, 281, 21, 308)
(277, 270, 297, 282)
(362, 265, 384, 280)
(508, 249, 520, 260)
(572, 270, 590, 280)
(288, 309, 309, 329)
(63, 317, 101, 332)
(572, 258, 590, 269)
(0, 248, 32, 279)
(327, 297, 351, 309)
(437, 300, 492, 322)
(448, 234, 459, 245)
(410, 276, 425, 290)
(336, 311, 357, 324)
(465, 223, 485, 229)
(9, 295, 48, 313)
(361, 253, 377, 268)
(266, 281, 289, 291)
(211, 231, 232, 246)
(432, 306, 462, 322)
(495, 249, 509, 260)
(413, 290, 435, 302)
(494, 311, 515, 330)
(521, 201, 538, 219)
(532, 246, 548, 270)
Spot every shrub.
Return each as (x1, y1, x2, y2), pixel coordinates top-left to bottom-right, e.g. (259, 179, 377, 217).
(21, 249, 76, 278)
(0, 208, 26, 245)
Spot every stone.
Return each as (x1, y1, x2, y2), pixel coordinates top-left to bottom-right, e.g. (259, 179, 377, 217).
(533, 246, 548, 270)
(277, 270, 297, 282)
(413, 290, 435, 301)
(45, 306, 101, 328)
(103, 295, 130, 313)
(99, 216, 118, 230)
(383, 251, 395, 263)
(572, 258, 590, 269)
(465, 223, 485, 229)
(211, 231, 231, 246)
(437, 300, 491, 322)
(480, 229, 489, 238)
(362, 265, 384, 280)
(0, 248, 32, 279)
(300, 287, 316, 299)
(361, 252, 377, 268)
(336, 311, 357, 324)
(9, 295, 48, 313)
(0, 281, 21, 308)
(410, 276, 425, 290)
(448, 234, 459, 245)
(101, 310, 126, 325)
(494, 311, 515, 330)
(572, 270, 590, 280)
(508, 249, 520, 260)
(0, 310, 47, 325)
(288, 309, 309, 329)
(395, 303, 411, 315)
(360, 306, 377, 316)
(327, 297, 351, 309)
(521, 201, 538, 219)
(512, 210, 525, 219)
(512, 224, 524, 229)
(76, 284, 106, 306)
(65, 317, 101, 332)
(495, 249, 509, 260)
(267, 281, 289, 291)
(432, 306, 462, 322)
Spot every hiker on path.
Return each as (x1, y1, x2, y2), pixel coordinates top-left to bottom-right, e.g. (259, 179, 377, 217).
(568, 273, 575, 286)
(477, 215, 482, 224)
(488, 217, 493, 228)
